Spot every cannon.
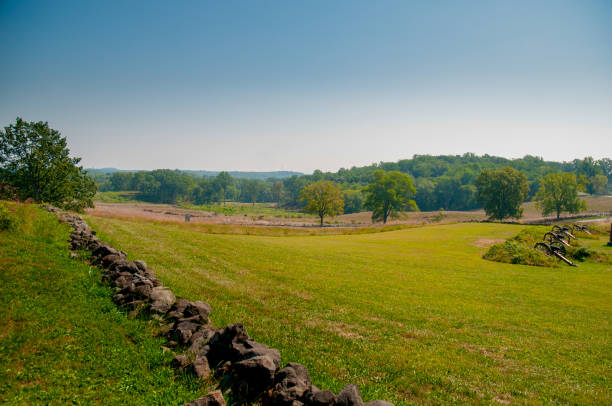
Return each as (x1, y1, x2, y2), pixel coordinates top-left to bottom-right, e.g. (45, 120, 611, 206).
(543, 232, 571, 247)
(551, 225, 575, 241)
(534, 242, 577, 266)
(571, 224, 591, 235)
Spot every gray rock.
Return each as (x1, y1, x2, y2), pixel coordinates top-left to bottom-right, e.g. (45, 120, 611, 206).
(231, 355, 278, 398)
(172, 354, 190, 369)
(336, 385, 364, 406)
(150, 287, 176, 313)
(184, 390, 226, 406)
(306, 389, 336, 406)
(133, 259, 147, 272)
(192, 356, 211, 380)
(269, 363, 312, 405)
(184, 301, 211, 320)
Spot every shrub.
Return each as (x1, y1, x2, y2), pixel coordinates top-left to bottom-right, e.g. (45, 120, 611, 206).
(0, 202, 19, 231)
(484, 240, 556, 267)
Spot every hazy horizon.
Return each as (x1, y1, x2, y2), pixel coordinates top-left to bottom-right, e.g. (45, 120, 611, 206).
(2, 1, 611, 173)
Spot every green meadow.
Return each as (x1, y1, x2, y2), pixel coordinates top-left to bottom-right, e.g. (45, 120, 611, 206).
(0, 204, 209, 405)
(86, 214, 612, 405)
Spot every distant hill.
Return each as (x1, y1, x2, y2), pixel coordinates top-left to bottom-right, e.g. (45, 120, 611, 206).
(86, 168, 303, 180)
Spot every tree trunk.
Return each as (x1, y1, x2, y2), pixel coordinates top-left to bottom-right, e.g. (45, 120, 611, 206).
(320, 215, 324, 226)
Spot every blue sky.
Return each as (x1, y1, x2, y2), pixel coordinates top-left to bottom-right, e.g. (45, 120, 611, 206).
(1, 0, 611, 172)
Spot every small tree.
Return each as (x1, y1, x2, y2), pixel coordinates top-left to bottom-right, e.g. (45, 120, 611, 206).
(363, 170, 418, 224)
(271, 181, 283, 206)
(213, 171, 233, 205)
(244, 179, 262, 206)
(536, 173, 586, 219)
(475, 167, 529, 220)
(0, 118, 96, 211)
(589, 174, 608, 195)
(300, 180, 344, 226)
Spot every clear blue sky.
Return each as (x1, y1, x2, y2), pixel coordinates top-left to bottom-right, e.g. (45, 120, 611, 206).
(1, 0, 611, 172)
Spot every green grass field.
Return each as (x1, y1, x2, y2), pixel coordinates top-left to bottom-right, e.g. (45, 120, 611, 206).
(86, 214, 612, 405)
(0, 203, 210, 405)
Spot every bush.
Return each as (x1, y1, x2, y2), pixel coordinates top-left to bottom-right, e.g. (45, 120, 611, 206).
(0, 202, 19, 231)
(484, 240, 556, 267)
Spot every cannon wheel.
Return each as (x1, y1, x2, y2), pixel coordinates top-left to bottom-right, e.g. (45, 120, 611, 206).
(550, 241, 567, 256)
(534, 242, 552, 255)
(543, 232, 558, 243)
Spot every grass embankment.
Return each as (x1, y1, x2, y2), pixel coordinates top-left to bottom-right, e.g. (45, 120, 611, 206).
(86, 215, 612, 405)
(94, 190, 149, 203)
(484, 227, 611, 267)
(0, 203, 207, 405)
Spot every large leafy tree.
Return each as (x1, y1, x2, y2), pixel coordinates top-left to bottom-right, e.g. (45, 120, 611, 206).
(243, 179, 262, 206)
(0, 118, 96, 211)
(212, 171, 233, 205)
(475, 167, 529, 220)
(535, 172, 586, 219)
(300, 180, 344, 226)
(363, 170, 418, 224)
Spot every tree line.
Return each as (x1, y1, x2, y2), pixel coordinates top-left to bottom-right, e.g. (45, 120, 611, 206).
(97, 153, 610, 213)
(1, 118, 609, 218)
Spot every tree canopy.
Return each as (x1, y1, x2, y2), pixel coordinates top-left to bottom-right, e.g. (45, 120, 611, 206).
(475, 167, 529, 220)
(535, 173, 586, 219)
(363, 170, 418, 224)
(0, 118, 96, 211)
(300, 180, 344, 226)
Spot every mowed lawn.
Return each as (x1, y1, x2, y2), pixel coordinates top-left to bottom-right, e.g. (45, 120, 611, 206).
(87, 215, 612, 405)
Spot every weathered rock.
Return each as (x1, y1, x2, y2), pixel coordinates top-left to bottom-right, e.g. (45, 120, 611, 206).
(192, 356, 211, 379)
(150, 287, 176, 314)
(184, 301, 211, 321)
(176, 321, 200, 345)
(92, 243, 119, 259)
(305, 389, 336, 406)
(336, 385, 364, 406)
(268, 363, 312, 405)
(206, 324, 281, 369)
(231, 355, 278, 398)
(167, 299, 189, 319)
(134, 284, 153, 299)
(100, 254, 122, 268)
(172, 354, 191, 369)
(184, 390, 226, 406)
(133, 259, 148, 272)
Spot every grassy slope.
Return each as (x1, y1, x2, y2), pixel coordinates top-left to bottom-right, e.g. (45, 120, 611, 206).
(0, 204, 208, 405)
(86, 215, 612, 405)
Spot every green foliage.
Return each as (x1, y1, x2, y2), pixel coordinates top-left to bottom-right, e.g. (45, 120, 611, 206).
(300, 180, 344, 225)
(243, 179, 262, 205)
(535, 173, 587, 219)
(589, 174, 608, 195)
(363, 170, 418, 223)
(0, 118, 97, 211)
(91, 154, 612, 212)
(343, 190, 364, 214)
(0, 202, 19, 231)
(484, 240, 555, 267)
(0, 204, 206, 404)
(483, 229, 556, 267)
(475, 167, 529, 220)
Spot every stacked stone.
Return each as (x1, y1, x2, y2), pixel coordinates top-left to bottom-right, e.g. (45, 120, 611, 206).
(44, 206, 394, 406)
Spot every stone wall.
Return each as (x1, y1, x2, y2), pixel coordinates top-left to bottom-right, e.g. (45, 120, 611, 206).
(43, 206, 394, 406)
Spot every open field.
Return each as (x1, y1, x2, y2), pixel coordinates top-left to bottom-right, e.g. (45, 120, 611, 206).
(86, 212, 612, 405)
(0, 203, 208, 404)
(90, 193, 612, 228)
